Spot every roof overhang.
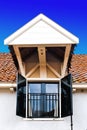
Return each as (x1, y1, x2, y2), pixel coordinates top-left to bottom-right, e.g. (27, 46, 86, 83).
(4, 14, 79, 46)
(4, 14, 79, 78)
(0, 83, 16, 88)
(73, 83, 87, 89)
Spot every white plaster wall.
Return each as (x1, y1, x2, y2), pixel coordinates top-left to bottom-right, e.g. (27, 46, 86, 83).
(0, 92, 87, 130)
(73, 93, 87, 130)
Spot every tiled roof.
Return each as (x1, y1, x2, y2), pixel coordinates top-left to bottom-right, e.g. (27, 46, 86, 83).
(69, 54, 87, 83)
(0, 53, 87, 83)
(0, 53, 17, 83)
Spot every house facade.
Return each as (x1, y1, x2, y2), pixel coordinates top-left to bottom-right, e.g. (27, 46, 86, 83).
(0, 14, 87, 130)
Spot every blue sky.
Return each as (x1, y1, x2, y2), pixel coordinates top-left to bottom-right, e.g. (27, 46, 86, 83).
(0, 0, 87, 54)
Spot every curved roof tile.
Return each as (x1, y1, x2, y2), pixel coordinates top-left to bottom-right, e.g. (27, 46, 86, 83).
(0, 53, 87, 83)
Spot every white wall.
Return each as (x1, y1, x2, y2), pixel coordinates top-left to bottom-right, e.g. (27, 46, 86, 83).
(0, 91, 87, 130)
(73, 92, 87, 130)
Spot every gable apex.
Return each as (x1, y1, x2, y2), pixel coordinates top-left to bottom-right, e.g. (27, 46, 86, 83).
(4, 13, 79, 45)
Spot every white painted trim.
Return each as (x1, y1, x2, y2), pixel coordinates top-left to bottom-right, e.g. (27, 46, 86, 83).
(23, 117, 64, 121)
(0, 83, 87, 89)
(0, 83, 16, 88)
(4, 14, 79, 45)
(73, 84, 87, 89)
(59, 80, 61, 118)
(27, 78, 60, 82)
(26, 80, 28, 118)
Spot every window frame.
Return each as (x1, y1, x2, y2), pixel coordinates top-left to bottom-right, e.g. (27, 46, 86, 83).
(27, 82, 59, 118)
(16, 73, 73, 120)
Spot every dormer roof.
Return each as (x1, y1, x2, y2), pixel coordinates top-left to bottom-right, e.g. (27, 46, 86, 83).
(4, 14, 79, 46)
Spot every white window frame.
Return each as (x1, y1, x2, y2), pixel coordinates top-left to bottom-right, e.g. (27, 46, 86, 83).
(25, 78, 61, 120)
(16, 74, 72, 121)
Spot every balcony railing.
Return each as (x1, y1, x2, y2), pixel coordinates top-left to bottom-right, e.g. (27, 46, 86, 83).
(27, 93, 59, 118)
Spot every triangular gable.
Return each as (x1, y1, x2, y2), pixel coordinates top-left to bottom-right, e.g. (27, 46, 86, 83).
(4, 14, 79, 45)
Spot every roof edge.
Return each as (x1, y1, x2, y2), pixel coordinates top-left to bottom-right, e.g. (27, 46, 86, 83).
(73, 83, 87, 89)
(0, 83, 16, 88)
(4, 13, 79, 45)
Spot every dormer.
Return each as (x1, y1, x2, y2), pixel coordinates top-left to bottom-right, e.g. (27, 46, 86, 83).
(4, 14, 79, 81)
(4, 14, 79, 119)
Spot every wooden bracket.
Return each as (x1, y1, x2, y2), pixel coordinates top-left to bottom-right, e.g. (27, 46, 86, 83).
(13, 46, 25, 76)
(62, 45, 71, 77)
(38, 47, 47, 78)
(47, 63, 61, 78)
(26, 64, 39, 78)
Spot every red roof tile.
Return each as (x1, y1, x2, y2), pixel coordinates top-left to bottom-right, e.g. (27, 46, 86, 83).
(69, 55, 87, 83)
(0, 53, 87, 83)
(0, 53, 17, 83)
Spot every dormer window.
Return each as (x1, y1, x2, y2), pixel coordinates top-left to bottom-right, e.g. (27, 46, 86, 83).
(16, 73, 72, 119)
(28, 82, 58, 118)
(4, 14, 78, 120)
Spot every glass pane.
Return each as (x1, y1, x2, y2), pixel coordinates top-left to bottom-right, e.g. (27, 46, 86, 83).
(46, 83, 58, 93)
(28, 83, 59, 118)
(29, 83, 41, 93)
(45, 83, 58, 117)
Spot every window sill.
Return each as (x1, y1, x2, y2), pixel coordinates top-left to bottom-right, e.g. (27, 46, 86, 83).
(23, 118, 64, 121)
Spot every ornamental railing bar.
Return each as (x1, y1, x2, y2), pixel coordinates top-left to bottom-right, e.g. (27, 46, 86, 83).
(27, 93, 59, 118)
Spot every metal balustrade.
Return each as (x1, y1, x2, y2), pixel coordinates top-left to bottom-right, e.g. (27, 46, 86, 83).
(27, 93, 59, 118)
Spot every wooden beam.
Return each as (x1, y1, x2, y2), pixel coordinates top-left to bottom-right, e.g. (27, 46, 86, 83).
(15, 44, 67, 48)
(27, 78, 60, 82)
(47, 63, 61, 78)
(38, 47, 46, 65)
(26, 64, 39, 78)
(13, 46, 25, 76)
(62, 45, 71, 77)
(40, 65, 47, 78)
(38, 47, 47, 78)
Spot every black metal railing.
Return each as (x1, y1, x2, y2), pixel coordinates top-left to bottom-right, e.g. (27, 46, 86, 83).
(27, 93, 59, 118)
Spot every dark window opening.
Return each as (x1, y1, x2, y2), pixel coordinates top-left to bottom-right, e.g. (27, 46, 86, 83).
(28, 83, 59, 118)
(16, 73, 73, 119)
